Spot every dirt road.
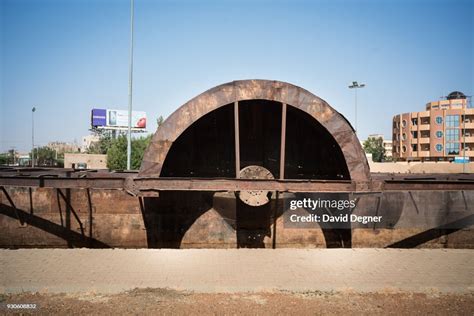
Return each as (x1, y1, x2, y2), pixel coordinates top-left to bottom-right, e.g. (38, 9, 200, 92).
(2, 249, 473, 294)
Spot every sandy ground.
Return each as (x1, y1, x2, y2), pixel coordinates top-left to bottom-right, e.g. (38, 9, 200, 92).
(2, 289, 474, 315)
(2, 249, 473, 294)
(1, 249, 473, 314)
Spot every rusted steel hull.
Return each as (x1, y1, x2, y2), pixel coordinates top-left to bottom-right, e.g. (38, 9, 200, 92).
(1, 80, 473, 249)
(1, 170, 474, 193)
(0, 174, 473, 249)
(139, 80, 371, 188)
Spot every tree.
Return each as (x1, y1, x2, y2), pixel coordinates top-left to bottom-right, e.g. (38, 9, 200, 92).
(87, 135, 113, 155)
(31, 146, 57, 166)
(363, 137, 386, 162)
(106, 135, 152, 170)
(106, 136, 127, 170)
(0, 153, 8, 165)
(7, 149, 16, 165)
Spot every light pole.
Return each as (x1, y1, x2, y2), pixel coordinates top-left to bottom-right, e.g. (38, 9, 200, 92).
(348, 81, 366, 133)
(31, 107, 36, 167)
(126, 0, 135, 170)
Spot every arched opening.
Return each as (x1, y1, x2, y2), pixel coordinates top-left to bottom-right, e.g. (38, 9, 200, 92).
(139, 80, 370, 249)
(160, 100, 350, 180)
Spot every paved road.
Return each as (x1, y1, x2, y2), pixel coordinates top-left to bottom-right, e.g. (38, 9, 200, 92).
(1, 249, 473, 294)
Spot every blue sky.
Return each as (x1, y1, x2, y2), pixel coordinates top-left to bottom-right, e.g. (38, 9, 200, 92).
(1, 0, 473, 152)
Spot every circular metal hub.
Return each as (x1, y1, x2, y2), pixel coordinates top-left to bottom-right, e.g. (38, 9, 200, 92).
(237, 165, 274, 206)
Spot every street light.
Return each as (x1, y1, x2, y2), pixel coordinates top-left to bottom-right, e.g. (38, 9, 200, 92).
(348, 81, 366, 133)
(126, 0, 135, 170)
(31, 107, 36, 167)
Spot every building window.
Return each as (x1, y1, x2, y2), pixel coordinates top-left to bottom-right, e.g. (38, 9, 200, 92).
(402, 133, 407, 140)
(445, 142, 460, 155)
(411, 118, 418, 126)
(402, 120, 407, 128)
(445, 129, 459, 142)
(445, 115, 460, 127)
(435, 144, 443, 152)
(402, 145, 407, 153)
(436, 131, 443, 138)
(435, 116, 443, 125)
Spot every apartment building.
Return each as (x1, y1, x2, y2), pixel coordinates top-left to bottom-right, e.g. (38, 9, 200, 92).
(392, 91, 473, 161)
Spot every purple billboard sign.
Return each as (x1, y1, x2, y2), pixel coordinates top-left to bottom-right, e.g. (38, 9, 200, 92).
(91, 109, 107, 127)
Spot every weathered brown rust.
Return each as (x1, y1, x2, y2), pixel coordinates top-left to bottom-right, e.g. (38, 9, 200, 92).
(1, 80, 474, 249)
(1, 171, 474, 192)
(237, 165, 275, 206)
(139, 80, 371, 186)
(1, 186, 473, 248)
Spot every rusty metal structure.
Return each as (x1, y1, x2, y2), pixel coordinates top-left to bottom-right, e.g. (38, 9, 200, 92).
(1, 80, 473, 248)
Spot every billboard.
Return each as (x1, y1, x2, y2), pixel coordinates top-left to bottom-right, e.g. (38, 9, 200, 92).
(91, 108, 147, 129)
(91, 109, 107, 127)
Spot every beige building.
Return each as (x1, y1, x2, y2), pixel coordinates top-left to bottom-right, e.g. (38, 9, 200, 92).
(47, 141, 80, 154)
(64, 153, 107, 169)
(393, 91, 473, 161)
(81, 134, 100, 153)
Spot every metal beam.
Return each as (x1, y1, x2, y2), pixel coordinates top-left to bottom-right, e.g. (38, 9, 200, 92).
(0, 177, 126, 189)
(1, 171, 474, 192)
(57, 188, 85, 237)
(134, 178, 357, 193)
(279, 103, 287, 180)
(0, 186, 26, 226)
(234, 101, 240, 178)
(383, 180, 474, 191)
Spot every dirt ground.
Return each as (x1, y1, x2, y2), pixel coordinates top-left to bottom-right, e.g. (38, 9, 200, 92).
(3, 249, 473, 294)
(2, 289, 473, 315)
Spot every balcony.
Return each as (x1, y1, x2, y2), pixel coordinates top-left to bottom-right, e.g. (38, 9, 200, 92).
(417, 151, 430, 157)
(419, 124, 430, 131)
(459, 150, 474, 157)
(462, 136, 474, 143)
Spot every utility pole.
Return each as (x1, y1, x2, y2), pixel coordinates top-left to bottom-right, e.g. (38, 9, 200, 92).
(126, 0, 135, 170)
(348, 81, 366, 134)
(31, 107, 36, 167)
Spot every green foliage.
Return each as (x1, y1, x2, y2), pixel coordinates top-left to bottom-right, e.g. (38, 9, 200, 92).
(106, 135, 152, 170)
(106, 136, 127, 170)
(0, 153, 8, 165)
(0, 149, 17, 165)
(31, 146, 58, 166)
(87, 135, 114, 155)
(363, 137, 386, 162)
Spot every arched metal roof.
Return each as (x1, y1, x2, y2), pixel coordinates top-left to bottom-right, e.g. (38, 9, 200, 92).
(139, 80, 371, 185)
